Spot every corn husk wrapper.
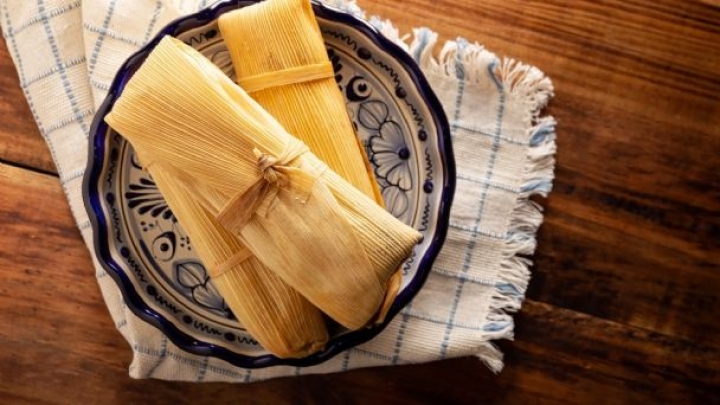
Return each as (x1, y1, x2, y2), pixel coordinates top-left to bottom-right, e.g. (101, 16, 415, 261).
(107, 43, 328, 359)
(219, 0, 402, 323)
(105, 37, 421, 330)
(149, 165, 327, 358)
(218, 0, 380, 200)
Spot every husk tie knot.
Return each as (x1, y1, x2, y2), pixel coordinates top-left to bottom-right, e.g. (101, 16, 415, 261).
(217, 139, 319, 232)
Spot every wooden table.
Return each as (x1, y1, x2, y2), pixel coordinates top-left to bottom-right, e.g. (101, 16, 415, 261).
(1, 1, 719, 403)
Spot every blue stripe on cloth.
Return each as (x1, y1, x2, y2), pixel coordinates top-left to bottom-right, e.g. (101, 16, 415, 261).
(145, 337, 168, 378)
(529, 121, 555, 146)
(449, 222, 505, 239)
(456, 173, 520, 193)
(496, 282, 520, 295)
(90, 78, 110, 91)
(132, 344, 164, 357)
(152, 348, 235, 375)
(437, 39, 468, 358)
(440, 51, 507, 359)
(13, 0, 81, 35)
(521, 179, 552, 194)
(352, 348, 393, 362)
(87, 0, 118, 76)
(45, 108, 94, 135)
(448, 39, 467, 140)
(432, 266, 496, 286)
(24, 56, 85, 88)
(83, 23, 142, 48)
(197, 356, 209, 382)
(340, 350, 351, 371)
(36, 0, 89, 135)
(165, 350, 202, 367)
(405, 310, 486, 331)
(2, 4, 45, 136)
(411, 28, 430, 62)
(391, 305, 411, 365)
(488, 58, 504, 90)
(484, 322, 511, 332)
(453, 123, 529, 146)
(143, 1, 163, 44)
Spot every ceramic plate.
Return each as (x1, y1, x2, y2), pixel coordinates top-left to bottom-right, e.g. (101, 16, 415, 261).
(83, 0, 455, 368)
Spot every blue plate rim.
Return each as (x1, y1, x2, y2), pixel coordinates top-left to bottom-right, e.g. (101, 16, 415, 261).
(82, 0, 456, 369)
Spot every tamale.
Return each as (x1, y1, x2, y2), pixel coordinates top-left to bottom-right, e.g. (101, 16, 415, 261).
(106, 50, 328, 359)
(218, 0, 402, 323)
(105, 37, 422, 330)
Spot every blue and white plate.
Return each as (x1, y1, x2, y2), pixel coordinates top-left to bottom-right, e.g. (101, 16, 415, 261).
(83, 0, 455, 368)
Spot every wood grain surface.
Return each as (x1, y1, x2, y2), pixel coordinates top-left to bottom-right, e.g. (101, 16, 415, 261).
(1, 0, 719, 404)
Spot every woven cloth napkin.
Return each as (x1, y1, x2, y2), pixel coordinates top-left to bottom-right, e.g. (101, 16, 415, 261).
(0, 0, 556, 382)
